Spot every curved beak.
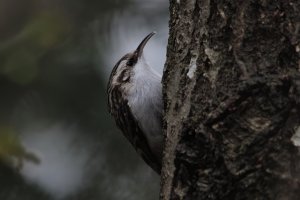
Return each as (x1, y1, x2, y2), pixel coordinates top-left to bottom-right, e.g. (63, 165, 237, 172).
(135, 32, 156, 58)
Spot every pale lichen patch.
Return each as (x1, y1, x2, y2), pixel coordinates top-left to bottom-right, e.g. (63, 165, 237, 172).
(202, 47, 221, 88)
(218, 8, 226, 20)
(187, 53, 199, 79)
(296, 44, 300, 52)
(247, 117, 271, 132)
(203, 68, 219, 88)
(204, 47, 219, 65)
(291, 126, 300, 147)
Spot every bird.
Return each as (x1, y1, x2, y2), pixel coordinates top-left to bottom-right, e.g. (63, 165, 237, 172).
(107, 32, 163, 174)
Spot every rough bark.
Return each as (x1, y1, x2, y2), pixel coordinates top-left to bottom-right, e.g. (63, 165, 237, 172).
(161, 0, 300, 199)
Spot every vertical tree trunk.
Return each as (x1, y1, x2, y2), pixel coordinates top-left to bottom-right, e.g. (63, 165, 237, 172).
(161, 0, 300, 199)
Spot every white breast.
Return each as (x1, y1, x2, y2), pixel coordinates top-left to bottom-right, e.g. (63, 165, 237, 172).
(126, 56, 163, 159)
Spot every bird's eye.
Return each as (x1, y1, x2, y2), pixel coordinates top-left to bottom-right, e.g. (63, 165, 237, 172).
(126, 58, 134, 66)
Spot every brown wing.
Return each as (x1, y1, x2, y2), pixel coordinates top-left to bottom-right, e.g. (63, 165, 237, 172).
(108, 86, 161, 174)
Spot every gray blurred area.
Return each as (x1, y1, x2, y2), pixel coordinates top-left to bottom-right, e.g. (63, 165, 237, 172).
(0, 0, 168, 199)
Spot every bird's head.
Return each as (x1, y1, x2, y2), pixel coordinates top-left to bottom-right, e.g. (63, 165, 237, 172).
(108, 32, 156, 86)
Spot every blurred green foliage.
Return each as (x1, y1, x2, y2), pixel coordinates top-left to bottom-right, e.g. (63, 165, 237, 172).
(0, 125, 39, 169)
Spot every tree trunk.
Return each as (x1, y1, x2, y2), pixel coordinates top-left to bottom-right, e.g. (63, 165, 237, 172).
(161, 0, 300, 199)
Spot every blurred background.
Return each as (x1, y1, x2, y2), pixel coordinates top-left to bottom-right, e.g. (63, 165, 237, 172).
(0, 0, 168, 199)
